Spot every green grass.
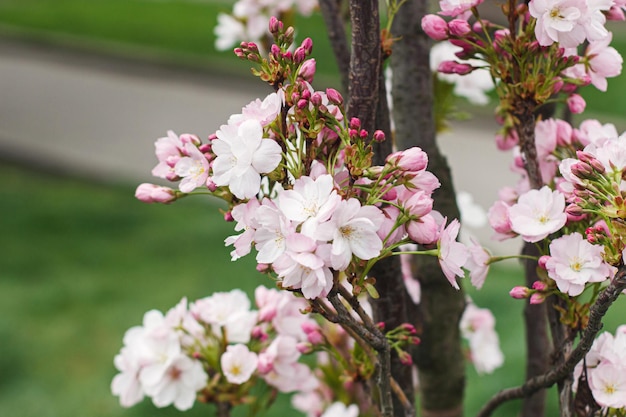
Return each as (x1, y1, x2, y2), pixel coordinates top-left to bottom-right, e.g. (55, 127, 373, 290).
(2, 161, 626, 416)
(0, 0, 340, 83)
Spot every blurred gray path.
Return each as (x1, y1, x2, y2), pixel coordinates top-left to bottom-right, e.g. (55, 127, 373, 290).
(0, 38, 522, 254)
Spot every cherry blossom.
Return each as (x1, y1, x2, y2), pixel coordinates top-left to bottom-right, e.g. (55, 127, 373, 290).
(314, 198, 385, 270)
(175, 143, 211, 193)
(321, 402, 360, 417)
(438, 218, 470, 289)
(221, 344, 258, 384)
(460, 301, 504, 374)
(508, 186, 567, 243)
(584, 34, 623, 91)
(212, 119, 282, 199)
(544, 232, 614, 296)
(277, 174, 341, 237)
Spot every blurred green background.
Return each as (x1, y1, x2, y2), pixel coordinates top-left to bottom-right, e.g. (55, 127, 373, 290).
(1, 1, 626, 416)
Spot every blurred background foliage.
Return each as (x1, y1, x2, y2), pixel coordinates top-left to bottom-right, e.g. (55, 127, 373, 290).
(1, 1, 626, 416)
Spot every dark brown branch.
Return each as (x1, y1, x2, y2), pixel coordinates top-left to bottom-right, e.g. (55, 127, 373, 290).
(346, 0, 381, 136)
(476, 270, 626, 417)
(318, 0, 350, 92)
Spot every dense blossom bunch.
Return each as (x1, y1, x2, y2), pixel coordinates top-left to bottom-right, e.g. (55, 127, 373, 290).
(126, 16, 495, 414)
(112, 287, 333, 411)
(421, 0, 623, 137)
(574, 326, 626, 411)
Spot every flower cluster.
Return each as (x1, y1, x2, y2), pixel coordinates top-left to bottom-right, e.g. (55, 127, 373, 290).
(137, 20, 491, 299)
(460, 300, 504, 374)
(574, 326, 626, 410)
(112, 287, 328, 411)
(421, 0, 623, 138)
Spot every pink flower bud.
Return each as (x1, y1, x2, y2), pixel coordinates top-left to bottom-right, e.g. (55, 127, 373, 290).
(297, 98, 308, 109)
(224, 211, 234, 222)
(509, 286, 530, 299)
(270, 44, 281, 59)
(206, 178, 217, 192)
(606, 5, 626, 20)
(135, 183, 177, 204)
(530, 293, 545, 304)
(448, 19, 472, 36)
(531, 281, 547, 291)
(234, 48, 245, 58)
(350, 117, 361, 129)
(359, 129, 368, 138)
(552, 77, 564, 93)
(538, 255, 550, 270)
(256, 263, 270, 273)
(437, 60, 473, 75)
(293, 46, 306, 64)
(397, 350, 413, 366)
(401, 323, 417, 334)
(373, 130, 386, 142)
(326, 88, 343, 105)
(421, 14, 449, 40)
(567, 94, 586, 114)
(298, 58, 316, 82)
(300, 37, 313, 55)
(269, 16, 282, 34)
(310, 92, 322, 106)
(301, 89, 311, 100)
(306, 330, 324, 345)
(297, 342, 313, 354)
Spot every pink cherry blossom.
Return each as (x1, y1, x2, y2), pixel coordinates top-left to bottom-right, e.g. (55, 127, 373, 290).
(228, 91, 283, 127)
(151, 130, 199, 181)
(140, 353, 207, 411)
(529, 0, 585, 47)
(508, 186, 567, 243)
(314, 198, 385, 271)
(438, 218, 469, 289)
(465, 238, 490, 289)
(190, 289, 258, 344)
(438, 0, 484, 17)
(585, 34, 623, 91)
(212, 119, 282, 199)
(224, 199, 261, 260)
(545, 232, 614, 296)
(221, 344, 258, 384)
(460, 301, 504, 374)
(278, 174, 341, 237)
(255, 199, 295, 264)
(588, 363, 626, 408)
(174, 143, 211, 193)
(272, 234, 333, 299)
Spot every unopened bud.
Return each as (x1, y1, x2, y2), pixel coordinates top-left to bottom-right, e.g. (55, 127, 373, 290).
(509, 286, 530, 299)
(531, 281, 547, 291)
(268, 16, 282, 34)
(310, 92, 322, 106)
(293, 47, 306, 64)
(135, 183, 177, 204)
(224, 211, 234, 222)
(567, 94, 586, 114)
(421, 14, 449, 40)
(538, 255, 550, 269)
(300, 37, 313, 55)
(397, 350, 413, 366)
(373, 130, 386, 142)
(326, 88, 343, 105)
(256, 263, 270, 273)
(297, 98, 308, 109)
(350, 117, 361, 129)
(298, 59, 316, 82)
(530, 293, 545, 304)
(448, 19, 472, 37)
(566, 204, 584, 217)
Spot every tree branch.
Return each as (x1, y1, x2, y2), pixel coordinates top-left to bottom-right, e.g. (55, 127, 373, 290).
(476, 269, 626, 417)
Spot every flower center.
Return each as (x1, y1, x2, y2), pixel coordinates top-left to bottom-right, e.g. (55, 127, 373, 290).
(570, 258, 583, 272)
(604, 384, 616, 395)
(168, 366, 182, 381)
(339, 225, 354, 239)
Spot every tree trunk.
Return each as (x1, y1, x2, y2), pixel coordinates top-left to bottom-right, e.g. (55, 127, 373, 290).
(391, 1, 465, 416)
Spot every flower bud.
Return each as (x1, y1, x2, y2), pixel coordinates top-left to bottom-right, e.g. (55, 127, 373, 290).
(349, 117, 361, 129)
(293, 46, 306, 64)
(531, 281, 547, 291)
(373, 129, 386, 142)
(297, 99, 308, 109)
(538, 255, 550, 269)
(135, 183, 177, 204)
(509, 286, 530, 299)
(448, 19, 472, 37)
(300, 37, 313, 55)
(326, 88, 343, 105)
(298, 58, 316, 82)
(437, 60, 473, 75)
(530, 293, 545, 304)
(268, 16, 282, 34)
(310, 92, 322, 106)
(224, 211, 234, 222)
(567, 94, 586, 114)
(421, 14, 449, 40)
(397, 350, 413, 366)
(256, 263, 270, 273)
